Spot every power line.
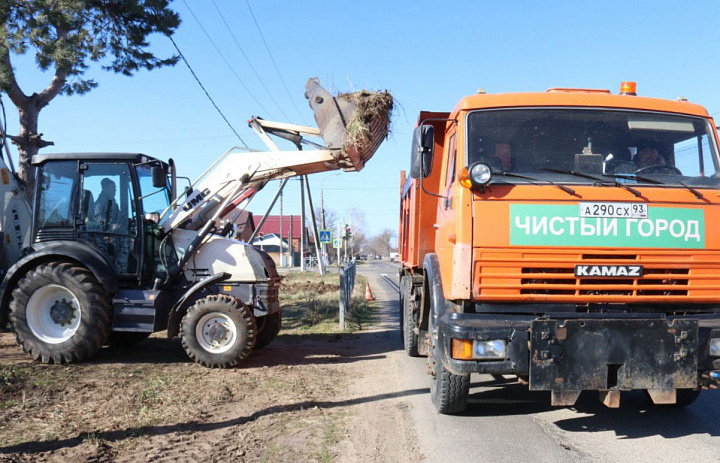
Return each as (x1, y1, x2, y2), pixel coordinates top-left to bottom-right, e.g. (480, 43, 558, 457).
(166, 34, 248, 149)
(244, 0, 309, 125)
(210, 0, 291, 121)
(182, 0, 274, 118)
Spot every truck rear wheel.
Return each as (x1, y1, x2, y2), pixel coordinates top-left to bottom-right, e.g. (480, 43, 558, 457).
(255, 311, 282, 349)
(401, 276, 420, 357)
(180, 295, 256, 368)
(9, 262, 112, 364)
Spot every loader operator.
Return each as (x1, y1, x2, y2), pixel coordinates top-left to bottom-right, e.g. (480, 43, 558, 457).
(93, 178, 120, 232)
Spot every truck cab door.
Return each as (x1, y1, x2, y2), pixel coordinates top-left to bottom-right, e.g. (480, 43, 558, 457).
(77, 162, 141, 277)
(435, 132, 458, 294)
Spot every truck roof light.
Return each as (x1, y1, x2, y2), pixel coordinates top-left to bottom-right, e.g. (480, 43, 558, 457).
(620, 81, 637, 96)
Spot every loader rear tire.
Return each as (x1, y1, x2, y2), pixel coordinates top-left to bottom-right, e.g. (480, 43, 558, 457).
(180, 295, 256, 368)
(402, 276, 420, 357)
(255, 311, 282, 349)
(9, 262, 112, 364)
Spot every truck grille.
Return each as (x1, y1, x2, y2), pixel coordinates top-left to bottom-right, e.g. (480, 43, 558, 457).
(474, 250, 720, 302)
(520, 266, 689, 296)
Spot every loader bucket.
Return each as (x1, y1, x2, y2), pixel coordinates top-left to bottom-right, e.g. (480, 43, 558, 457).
(305, 78, 393, 172)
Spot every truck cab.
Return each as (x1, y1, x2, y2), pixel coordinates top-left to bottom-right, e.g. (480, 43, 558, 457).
(400, 83, 720, 413)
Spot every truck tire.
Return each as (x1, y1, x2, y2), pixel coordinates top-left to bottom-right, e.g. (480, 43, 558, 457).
(180, 294, 256, 368)
(9, 262, 112, 364)
(254, 311, 282, 349)
(402, 276, 420, 357)
(428, 297, 469, 414)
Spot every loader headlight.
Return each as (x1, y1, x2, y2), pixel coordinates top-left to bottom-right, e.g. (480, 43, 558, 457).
(473, 339, 506, 360)
(710, 338, 720, 357)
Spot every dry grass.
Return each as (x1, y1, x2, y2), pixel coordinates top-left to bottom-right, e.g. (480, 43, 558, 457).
(280, 271, 370, 334)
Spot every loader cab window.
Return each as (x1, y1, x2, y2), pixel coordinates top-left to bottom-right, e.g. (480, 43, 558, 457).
(36, 161, 78, 229)
(77, 163, 139, 275)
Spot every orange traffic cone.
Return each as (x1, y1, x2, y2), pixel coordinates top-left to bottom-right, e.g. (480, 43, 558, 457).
(365, 282, 375, 301)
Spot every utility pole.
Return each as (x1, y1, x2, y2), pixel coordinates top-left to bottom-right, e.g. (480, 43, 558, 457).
(289, 215, 294, 266)
(337, 221, 341, 266)
(300, 177, 306, 271)
(279, 188, 284, 267)
(321, 189, 326, 266)
(304, 176, 324, 275)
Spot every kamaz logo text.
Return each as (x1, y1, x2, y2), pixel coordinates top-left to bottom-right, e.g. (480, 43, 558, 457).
(182, 188, 211, 212)
(574, 265, 643, 278)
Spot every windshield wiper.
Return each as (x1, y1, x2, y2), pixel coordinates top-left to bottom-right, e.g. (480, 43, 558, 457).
(608, 174, 705, 200)
(493, 171, 576, 196)
(539, 168, 642, 198)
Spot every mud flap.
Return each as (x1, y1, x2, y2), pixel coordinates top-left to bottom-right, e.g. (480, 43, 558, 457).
(529, 319, 698, 406)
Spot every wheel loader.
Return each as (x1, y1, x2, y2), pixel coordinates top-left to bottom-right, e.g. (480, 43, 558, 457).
(0, 79, 393, 368)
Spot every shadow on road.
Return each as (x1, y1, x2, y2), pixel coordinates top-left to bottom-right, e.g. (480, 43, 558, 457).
(0, 386, 429, 456)
(462, 376, 720, 439)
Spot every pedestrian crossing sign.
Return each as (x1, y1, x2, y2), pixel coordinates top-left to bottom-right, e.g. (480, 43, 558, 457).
(332, 238, 342, 249)
(319, 229, 332, 243)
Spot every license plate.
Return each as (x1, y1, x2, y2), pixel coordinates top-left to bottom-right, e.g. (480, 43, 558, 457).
(579, 202, 647, 219)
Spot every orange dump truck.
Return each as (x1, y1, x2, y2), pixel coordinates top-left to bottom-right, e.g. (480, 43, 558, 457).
(399, 83, 720, 414)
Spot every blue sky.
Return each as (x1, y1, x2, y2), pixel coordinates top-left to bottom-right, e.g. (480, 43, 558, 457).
(5, 0, 720, 237)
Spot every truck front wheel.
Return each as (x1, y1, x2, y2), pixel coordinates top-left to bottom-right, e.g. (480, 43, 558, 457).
(180, 295, 256, 368)
(428, 296, 469, 414)
(9, 262, 113, 364)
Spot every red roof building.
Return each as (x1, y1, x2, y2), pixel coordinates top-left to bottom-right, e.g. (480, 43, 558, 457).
(255, 215, 314, 244)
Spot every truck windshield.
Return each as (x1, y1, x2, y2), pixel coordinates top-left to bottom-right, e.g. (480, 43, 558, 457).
(137, 164, 171, 214)
(466, 108, 720, 188)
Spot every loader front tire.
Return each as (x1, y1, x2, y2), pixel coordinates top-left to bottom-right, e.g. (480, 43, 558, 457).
(9, 262, 112, 364)
(254, 311, 282, 349)
(180, 295, 256, 368)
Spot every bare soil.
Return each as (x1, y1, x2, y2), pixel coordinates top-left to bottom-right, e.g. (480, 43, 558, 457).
(0, 272, 421, 463)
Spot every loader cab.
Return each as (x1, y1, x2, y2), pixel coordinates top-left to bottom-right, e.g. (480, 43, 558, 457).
(31, 153, 173, 281)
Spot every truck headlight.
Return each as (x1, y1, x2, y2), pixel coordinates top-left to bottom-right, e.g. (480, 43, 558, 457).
(469, 163, 492, 186)
(451, 339, 507, 360)
(473, 339, 506, 360)
(710, 338, 720, 357)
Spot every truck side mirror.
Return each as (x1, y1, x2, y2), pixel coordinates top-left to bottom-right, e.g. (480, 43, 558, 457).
(410, 125, 435, 179)
(151, 165, 167, 188)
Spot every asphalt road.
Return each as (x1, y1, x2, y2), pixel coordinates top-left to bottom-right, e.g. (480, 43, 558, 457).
(357, 259, 720, 463)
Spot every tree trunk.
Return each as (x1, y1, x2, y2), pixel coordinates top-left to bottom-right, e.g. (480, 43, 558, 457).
(12, 98, 50, 200)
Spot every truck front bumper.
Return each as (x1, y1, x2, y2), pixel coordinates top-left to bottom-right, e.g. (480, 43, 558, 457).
(436, 311, 720, 385)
